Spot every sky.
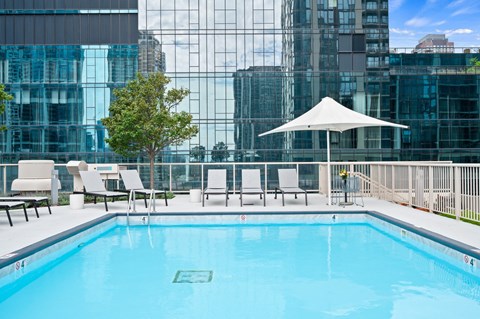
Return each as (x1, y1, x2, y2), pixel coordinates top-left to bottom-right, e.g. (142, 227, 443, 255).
(389, 0, 480, 48)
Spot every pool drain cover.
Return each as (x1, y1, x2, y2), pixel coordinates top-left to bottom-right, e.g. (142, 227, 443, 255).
(173, 270, 213, 283)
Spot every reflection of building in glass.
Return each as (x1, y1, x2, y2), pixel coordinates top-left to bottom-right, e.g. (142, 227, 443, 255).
(233, 66, 283, 162)
(390, 52, 480, 162)
(0, 0, 138, 164)
(139, 31, 166, 74)
(0, 0, 479, 167)
(414, 34, 454, 53)
(283, 0, 392, 161)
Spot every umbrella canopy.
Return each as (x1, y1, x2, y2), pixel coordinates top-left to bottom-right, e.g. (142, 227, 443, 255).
(259, 96, 409, 205)
(259, 96, 408, 135)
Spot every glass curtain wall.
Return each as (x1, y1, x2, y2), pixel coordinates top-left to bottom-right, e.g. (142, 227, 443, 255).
(139, 0, 397, 164)
(390, 53, 480, 163)
(0, 0, 138, 163)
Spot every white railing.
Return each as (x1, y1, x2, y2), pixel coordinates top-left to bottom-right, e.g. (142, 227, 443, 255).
(1, 161, 479, 223)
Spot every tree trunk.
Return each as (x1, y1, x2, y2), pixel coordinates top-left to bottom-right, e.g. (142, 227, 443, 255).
(149, 154, 155, 189)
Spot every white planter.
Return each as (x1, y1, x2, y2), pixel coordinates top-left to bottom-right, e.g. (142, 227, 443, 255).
(189, 189, 202, 203)
(70, 194, 84, 210)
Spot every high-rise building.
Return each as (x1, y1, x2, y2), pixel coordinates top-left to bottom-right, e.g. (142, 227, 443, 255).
(414, 34, 454, 53)
(283, 0, 393, 161)
(233, 66, 284, 162)
(0, 0, 138, 163)
(139, 30, 166, 74)
(390, 52, 480, 162)
(0, 0, 479, 168)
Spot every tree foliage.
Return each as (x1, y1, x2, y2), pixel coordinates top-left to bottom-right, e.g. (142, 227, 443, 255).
(471, 57, 480, 67)
(0, 84, 13, 131)
(467, 57, 480, 73)
(101, 72, 198, 188)
(190, 145, 206, 162)
(211, 141, 230, 162)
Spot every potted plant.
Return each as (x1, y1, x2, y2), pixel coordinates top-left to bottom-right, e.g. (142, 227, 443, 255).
(339, 169, 349, 181)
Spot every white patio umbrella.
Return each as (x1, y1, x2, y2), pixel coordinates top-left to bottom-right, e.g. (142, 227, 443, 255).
(259, 96, 409, 205)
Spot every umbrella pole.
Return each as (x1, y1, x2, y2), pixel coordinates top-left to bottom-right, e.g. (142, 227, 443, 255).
(327, 129, 331, 205)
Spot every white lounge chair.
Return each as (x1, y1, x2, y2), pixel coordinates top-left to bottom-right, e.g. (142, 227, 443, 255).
(240, 169, 265, 207)
(79, 171, 128, 211)
(0, 201, 28, 227)
(202, 169, 228, 207)
(0, 196, 51, 217)
(11, 160, 61, 193)
(119, 170, 168, 208)
(275, 168, 307, 206)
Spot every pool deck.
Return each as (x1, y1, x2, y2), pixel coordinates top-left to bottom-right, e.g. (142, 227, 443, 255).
(1, 193, 480, 258)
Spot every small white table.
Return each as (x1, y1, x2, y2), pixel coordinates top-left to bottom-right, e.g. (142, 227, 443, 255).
(189, 189, 202, 203)
(70, 194, 84, 209)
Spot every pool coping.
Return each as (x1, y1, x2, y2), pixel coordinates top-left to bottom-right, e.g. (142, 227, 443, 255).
(1, 210, 479, 271)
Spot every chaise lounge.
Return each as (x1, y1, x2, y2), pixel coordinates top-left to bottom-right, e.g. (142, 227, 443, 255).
(275, 168, 308, 206)
(79, 171, 128, 212)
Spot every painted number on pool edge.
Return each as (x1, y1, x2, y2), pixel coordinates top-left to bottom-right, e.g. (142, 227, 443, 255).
(14, 260, 27, 271)
(463, 254, 477, 267)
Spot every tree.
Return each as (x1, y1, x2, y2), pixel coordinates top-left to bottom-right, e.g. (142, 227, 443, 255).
(467, 58, 480, 73)
(0, 84, 13, 131)
(211, 141, 230, 162)
(190, 145, 206, 162)
(101, 72, 199, 188)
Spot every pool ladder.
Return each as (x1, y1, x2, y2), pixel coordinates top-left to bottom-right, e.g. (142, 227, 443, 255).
(126, 189, 155, 225)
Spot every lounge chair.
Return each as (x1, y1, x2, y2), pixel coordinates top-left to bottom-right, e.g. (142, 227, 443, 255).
(119, 170, 168, 209)
(79, 171, 128, 212)
(202, 169, 228, 207)
(11, 160, 61, 193)
(275, 168, 308, 206)
(0, 201, 28, 227)
(0, 196, 51, 217)
(240, 169, 265, 207)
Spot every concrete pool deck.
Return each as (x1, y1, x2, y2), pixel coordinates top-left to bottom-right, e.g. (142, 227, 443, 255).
(1, 193, 480, 258)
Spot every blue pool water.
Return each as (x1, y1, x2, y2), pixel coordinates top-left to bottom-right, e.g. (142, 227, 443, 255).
(0, 220, 479, 318)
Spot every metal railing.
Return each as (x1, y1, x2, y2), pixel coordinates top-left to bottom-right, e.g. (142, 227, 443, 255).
(1, 161, 479, 223)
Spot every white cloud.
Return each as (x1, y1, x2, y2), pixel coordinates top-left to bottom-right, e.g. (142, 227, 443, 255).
(390, 0, 405, 11)
(405, 17, 430, 27)
(432, 20, 447, 26)
(447, 0, 465, 8)
(389, 28, 416, 36)
(445, 28, 474, 37)
(452, 7, 473, 16)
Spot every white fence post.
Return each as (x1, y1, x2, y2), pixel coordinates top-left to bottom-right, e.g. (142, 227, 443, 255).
(408, 165, 412, 207)
(233, 163, 236, 194)
(391, 165, 395, 202)
(454, 166, 461, 220)
(429, 167, 434, 212)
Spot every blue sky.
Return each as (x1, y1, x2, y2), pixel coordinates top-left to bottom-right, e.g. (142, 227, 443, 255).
(389, 0, 480, 48)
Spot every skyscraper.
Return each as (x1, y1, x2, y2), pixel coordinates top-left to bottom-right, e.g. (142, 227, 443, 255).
(139, 30, 166, 74)
(0, 0, 479, 166)
(283, 0, 393, 161)
(0, 0, 138, 163)
(233, 66, 284, 162)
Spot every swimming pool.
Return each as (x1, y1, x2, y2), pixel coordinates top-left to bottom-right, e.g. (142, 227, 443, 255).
(0, 213, 479, 318)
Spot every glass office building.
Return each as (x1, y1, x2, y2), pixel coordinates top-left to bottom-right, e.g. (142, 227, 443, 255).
(0, 0, 138, 163)
(390, 52, 480, 163)
(138, 0, 394, 163)
(0, 0, 479, 165)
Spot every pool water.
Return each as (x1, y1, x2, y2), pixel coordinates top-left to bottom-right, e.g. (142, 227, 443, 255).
(0, 221, 479, 318)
